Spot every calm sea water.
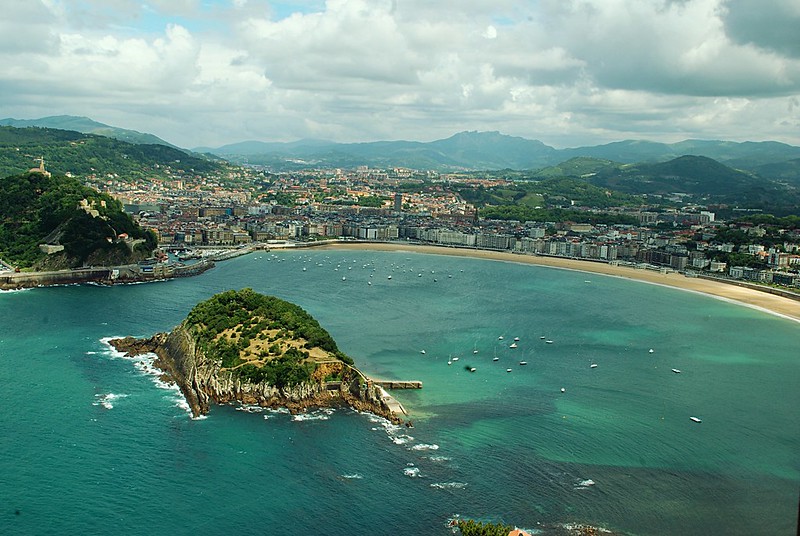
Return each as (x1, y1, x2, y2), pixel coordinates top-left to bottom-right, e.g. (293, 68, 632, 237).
(1, 248, 798, 535)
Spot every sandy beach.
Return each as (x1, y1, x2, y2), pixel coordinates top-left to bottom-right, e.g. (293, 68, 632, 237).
(318, 242, 800, 324)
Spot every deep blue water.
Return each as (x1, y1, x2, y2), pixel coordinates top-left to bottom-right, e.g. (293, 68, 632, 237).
(1, 248, 798, 535)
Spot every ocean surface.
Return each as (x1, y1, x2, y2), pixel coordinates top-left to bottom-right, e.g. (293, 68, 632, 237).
(1, 248, 798, 535)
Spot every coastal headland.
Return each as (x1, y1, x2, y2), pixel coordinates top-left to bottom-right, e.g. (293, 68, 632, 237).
(318, 242, 800, 323)
(109, 289, 415, 423)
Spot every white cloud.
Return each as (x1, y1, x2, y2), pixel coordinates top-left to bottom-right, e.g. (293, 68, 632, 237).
(0, 0, 798, 148)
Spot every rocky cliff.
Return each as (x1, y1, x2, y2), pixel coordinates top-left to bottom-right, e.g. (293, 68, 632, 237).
(110, 324, 402, 424)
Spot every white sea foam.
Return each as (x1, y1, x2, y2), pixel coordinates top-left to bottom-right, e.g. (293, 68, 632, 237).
(236, 405, 265, 413)
(98, 337, 193, 418)
(430, 482, 467, 490)
(0, 287, 32, 294)
(574, 478, 596, 489)
(291, 408, 334, 421)
(403, 466, 421, 478)
(99, 337, 129, 359)
(93, 393, 127, 409)
(410, 443, 439, 451)
(391, 434, 414, 445)
(427, 455, 452, 463)
(341, 474, 363, 479)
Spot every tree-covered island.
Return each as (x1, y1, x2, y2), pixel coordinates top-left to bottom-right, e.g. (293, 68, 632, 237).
(110, 289, 406, 423)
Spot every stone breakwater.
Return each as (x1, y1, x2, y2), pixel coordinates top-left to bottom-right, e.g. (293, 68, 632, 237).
(109, 326, 406, 424)
(0, 260, 215, 291)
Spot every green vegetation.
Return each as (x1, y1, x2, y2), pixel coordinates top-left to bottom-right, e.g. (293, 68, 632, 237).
(457, 519, 514, 536)
(480, 205, 638, 226)
(185, 289, 354, 387)
(734, 214, 800, 229)
(0, 172, 157, 268)
(0, 126, 225, 181)
(454, 178, 641, 218)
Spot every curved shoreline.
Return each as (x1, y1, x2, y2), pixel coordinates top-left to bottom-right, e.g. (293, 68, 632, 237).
(317, 242, 800, 324)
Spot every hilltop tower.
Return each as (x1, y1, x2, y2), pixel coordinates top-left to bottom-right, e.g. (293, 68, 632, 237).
(29, 156, 51, 177)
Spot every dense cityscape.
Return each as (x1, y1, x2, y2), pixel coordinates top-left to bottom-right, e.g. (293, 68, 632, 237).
(84, 163, 800, 291)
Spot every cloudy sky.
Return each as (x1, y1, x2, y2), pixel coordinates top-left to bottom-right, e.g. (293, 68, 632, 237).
(2, 0, 799, 149)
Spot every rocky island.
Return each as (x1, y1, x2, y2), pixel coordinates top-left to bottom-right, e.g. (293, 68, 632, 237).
(110, 288, 408, 423)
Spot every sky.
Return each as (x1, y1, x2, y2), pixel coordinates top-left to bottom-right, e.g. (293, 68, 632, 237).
(1, 0, 799, 149)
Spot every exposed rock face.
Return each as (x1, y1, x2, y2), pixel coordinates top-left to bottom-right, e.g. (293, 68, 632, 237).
(110, 325, 401, 424)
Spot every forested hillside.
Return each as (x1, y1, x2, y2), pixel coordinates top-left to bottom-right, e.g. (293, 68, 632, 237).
(0, 172, 157, 269)
(0, 126, 225, 181)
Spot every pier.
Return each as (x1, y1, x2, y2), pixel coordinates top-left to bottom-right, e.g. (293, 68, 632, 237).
(371, 380, 423, 389)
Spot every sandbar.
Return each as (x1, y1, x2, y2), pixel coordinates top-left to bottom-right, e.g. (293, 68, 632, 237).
(318, 242, 800, 324)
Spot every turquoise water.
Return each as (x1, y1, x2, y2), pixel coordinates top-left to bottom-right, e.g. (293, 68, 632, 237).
(1, 249, 798, 535)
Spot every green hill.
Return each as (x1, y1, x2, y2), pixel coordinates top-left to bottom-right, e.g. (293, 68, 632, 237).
(582, 155, 798, 210)
(0, 171, 157, 269)
(0, 115, 177, 147)
(532, 156, 619, 179)
(0, 126, 226, 181)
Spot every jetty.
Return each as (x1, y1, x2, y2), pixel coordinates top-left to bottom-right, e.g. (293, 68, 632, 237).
(368, 380, 422, 416)
(371, 380, 422, 389)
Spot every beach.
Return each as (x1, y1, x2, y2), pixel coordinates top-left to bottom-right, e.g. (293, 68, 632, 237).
(320, 242, 800, 323)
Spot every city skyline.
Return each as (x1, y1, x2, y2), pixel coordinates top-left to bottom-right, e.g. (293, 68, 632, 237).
(2, 0, 799, 149)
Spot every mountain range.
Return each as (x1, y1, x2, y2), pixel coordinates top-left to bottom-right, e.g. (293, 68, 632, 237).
(6, 116, 800, 175)
(196, 130, 800, 174)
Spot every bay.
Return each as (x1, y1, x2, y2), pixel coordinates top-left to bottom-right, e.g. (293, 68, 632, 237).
(1, 248, 798, 535)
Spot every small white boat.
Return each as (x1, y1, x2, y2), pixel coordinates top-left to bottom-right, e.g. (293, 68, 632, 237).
(540, 336, 546, 340)
(302, 267, 307, 271)
(560, 387, 566, 393)
(506, 368, 512, 372)
(469, 367, 476, 372)
(545, 340, 554, 344)
(473, 350, 478, 354)
(672, 368, 681, 374)
(492, 357, 499, 362)
(452, 357, 459, 362)
(519, 361, 527, 365)
(447, 360, 452, 365)
(690, 416, 702, 423)
(418, 273, 422, 277)
(509, 343, 518, 349)
(590, 363, 598, 368)
(513, 337, 520, 342)
(498, 336, 504, 340)
(387, 275, 392, 280)
(420, 350, 426, 354)
(368, 281, 372, 286)
(649, 348, 654, 354)
(342, 276, 346, 281)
